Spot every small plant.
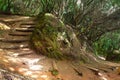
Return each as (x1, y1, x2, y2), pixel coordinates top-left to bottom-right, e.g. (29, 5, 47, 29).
(50, 69, 59, 76)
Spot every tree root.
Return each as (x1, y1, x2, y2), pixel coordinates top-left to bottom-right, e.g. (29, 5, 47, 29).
(0, 68, 34, 80)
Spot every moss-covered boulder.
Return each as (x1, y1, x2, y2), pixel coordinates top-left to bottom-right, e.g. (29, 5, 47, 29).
(30, 13, 72, 59)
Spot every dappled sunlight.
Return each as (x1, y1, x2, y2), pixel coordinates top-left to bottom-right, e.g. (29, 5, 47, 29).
(20, 44, 25, 47)
(6, 51, 21, 57)
(3, 16, 31, 22)
(16, 67, 45, 79)
(29, 65, 43, 70)
(41, 75, 48, 79)
(6, 56, 21, 63)
(0, 22, 10, 30)
(0, 51, 50, 79)
(17, 67, 48, 79)
(22, 48, 30, 51)
(8, 67, 15, 71)
(17, 68, 28, 72)
(2, 59, 9, 63)
(12, 53, 19, 57)
(0, 53, 49, 79)
(24, 71, 33, 75)
(31, 74, 39, 78)
(0, 49, 51, 79)
(6, 49, 34, 57)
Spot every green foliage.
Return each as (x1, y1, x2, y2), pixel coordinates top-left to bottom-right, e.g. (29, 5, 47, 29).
(93, 30, 120, 61)
(111, 0, 120, 6)
(0, 0, 41, 15)
(0, 0, 120, 18)
(11, 0, 41, 16)
(40, 0, 55, 13)
(0, 0, 10, 12)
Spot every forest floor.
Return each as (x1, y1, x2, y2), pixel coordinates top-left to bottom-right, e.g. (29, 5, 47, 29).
(0, 14, 120, 80)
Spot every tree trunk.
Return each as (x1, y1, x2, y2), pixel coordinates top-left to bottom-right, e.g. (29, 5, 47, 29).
(31, 13, 120, 73)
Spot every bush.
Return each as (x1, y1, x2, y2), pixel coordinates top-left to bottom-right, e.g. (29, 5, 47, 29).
(93, 30, 120, 61)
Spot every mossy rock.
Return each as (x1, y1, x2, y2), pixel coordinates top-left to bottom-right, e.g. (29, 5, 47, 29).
(30, 13, 71, 59)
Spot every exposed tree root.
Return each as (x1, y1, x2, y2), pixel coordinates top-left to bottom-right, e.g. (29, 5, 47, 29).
(0, 68, 34, 80)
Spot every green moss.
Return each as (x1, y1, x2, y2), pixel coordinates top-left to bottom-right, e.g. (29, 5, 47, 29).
(30, 13, 65, 59)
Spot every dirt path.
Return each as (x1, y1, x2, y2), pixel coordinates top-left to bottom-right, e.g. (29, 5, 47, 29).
(0, 15, 120, 80)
